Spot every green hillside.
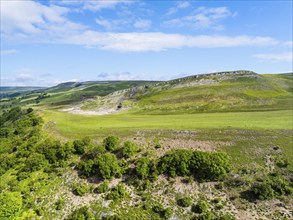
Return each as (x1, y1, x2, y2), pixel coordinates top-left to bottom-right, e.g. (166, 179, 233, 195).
(78, 71, 293, 114)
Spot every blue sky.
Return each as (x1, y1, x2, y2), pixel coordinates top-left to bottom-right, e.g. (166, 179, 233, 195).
(1, 0, 292, 87)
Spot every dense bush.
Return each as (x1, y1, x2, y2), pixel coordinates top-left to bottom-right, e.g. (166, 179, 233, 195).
(158, 150, 230, 181)
(24, 153, 49, 172)
(152, 204, 173, 219)
(95, 153, 122, 179)
(78, 153, 122, 179)
(96, 181, 109, 194)
(251, 176, 292, 200)
(0, 191, 22, 219)
(177, 196, 193, 207)
(73, 137, 91, 155)
(106, 183, 127, 200)
(73, 184, 90, 196)
(66, 206, 94, 220)
(192, 201, 209, 213)
(55, 199, 65, 210)
(122, 141, 137, 158)
(37, 138, 72, 165)
(103, 136, 119, 151)
(135, 157, 151, 179)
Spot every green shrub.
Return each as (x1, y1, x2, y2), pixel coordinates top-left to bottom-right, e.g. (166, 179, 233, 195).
(0, 191, 22, 219)
(122, 141, 137, 158)
(24, 153, 49, 172)
(275, 157, 289, 168)
(96, 181, 109, 194)
(251, 176, 292, 200)
(192, 212, 215, 220)
(78, 159, 95, 177)
(192, 201, 209, 213)
(152, 204, 173, 219)
(66, 206, 94, 220)
(135, 157, 151, 179)
(177, 196, 193, 207)
(104, 215, 122, 220)
(55, 199, 65, 210)
(73, 184, 90, 196)
(106, 183, 127, 200)
(158, 150, 230, 181)
(73, 137, 90, 155)
(251, 182, 274, 200)
(95, 153, 121, 179)
(103, 136, 119, 151)
(218, 213, 236, 220)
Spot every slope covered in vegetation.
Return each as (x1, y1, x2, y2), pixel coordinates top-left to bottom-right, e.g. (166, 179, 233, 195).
(1, 107, 292, 219)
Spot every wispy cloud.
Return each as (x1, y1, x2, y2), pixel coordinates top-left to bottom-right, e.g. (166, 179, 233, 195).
(56, 0, 133, 11)
(15, 73, 34, 82)
(166, 1, 191, 16)
(133, 19, 152, 30)
(253, 52, 293, 62)
(163, 6, 236, 30)
(95, 17, 130, 30)
(0, 49, 18, 55)
(97, 72, 133, 80)
(65, 32, 278, 52)
(83, 0, 133, 12)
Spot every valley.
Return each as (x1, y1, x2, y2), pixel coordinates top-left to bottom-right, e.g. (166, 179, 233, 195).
(0, 71, 292, 220)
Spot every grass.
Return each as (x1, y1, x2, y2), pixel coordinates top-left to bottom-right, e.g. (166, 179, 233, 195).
(41, 109, 292, 138)
(135, 74, 292, 114)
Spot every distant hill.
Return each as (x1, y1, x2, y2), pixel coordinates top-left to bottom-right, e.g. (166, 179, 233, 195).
(0, 86, 45, 98)
(1, 71, 292, 113)
(77, 71, 293, 114)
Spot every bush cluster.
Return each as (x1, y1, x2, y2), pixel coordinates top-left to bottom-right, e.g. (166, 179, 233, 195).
(152, 204, 173, 219)
(251, 175, 292, 200)
(177, 196, 193, 207)
(158, 149, 230, 181)
(106, 183, 127, 200)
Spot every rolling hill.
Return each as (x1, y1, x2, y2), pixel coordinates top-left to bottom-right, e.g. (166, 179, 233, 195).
(73, 70, 293, 114)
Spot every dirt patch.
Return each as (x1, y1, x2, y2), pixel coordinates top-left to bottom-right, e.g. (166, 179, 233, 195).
(62, 106, 129, 115)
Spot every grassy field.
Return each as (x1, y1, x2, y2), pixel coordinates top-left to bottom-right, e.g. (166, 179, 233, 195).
(42, 109, 292, 138)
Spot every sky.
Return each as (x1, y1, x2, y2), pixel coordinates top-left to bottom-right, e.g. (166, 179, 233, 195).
(1, 0, 292, 87)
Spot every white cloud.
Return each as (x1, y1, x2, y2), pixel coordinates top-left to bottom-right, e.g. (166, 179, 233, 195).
(95, 17, 131, 30)
(253, 52, 293, 62)
(163, 6, 236, 30)
(134, 19, 152, 30)
(167, 1, 191, 16)
(64, 32, 278, 52)
(1, 0, 85, 41)
(83, 0, 133, 11)
(15, 74, 34, 82)
(0, 49, 18, 55)
(97, 72, 135, 80)
(283, 41, 293, 47)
